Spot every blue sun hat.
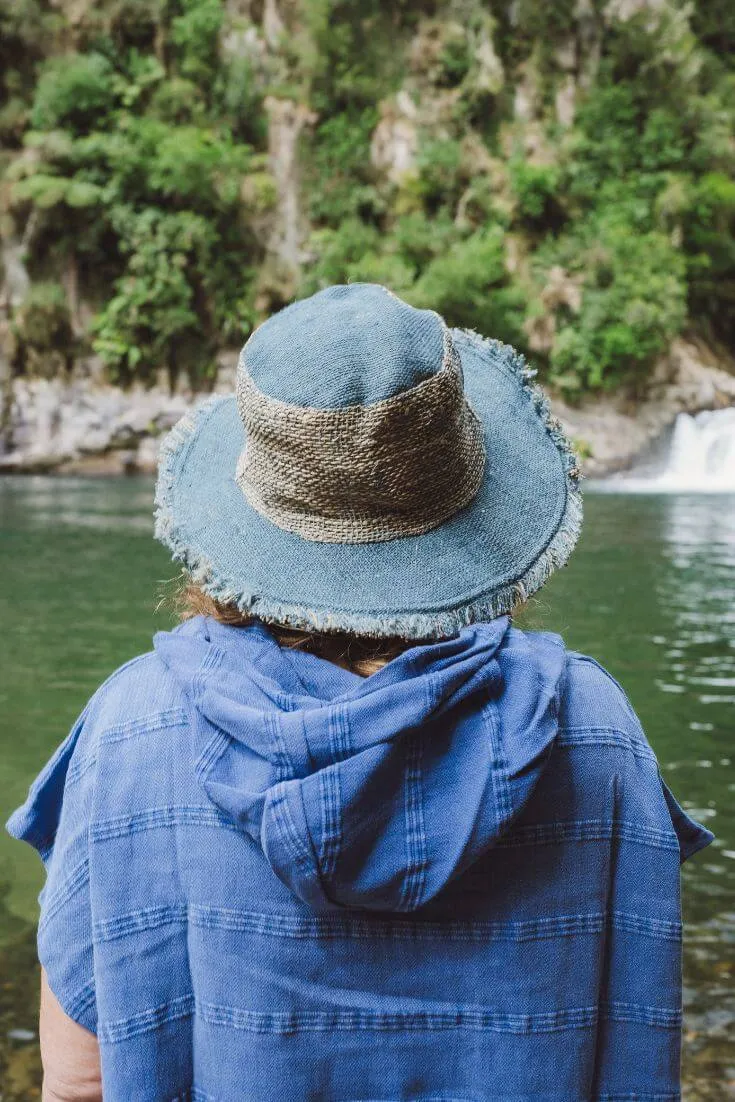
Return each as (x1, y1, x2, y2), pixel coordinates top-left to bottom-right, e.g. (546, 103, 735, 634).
(155, 283, 582, 639)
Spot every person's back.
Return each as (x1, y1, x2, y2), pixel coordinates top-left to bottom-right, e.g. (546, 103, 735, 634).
(9, 285, 711, 1100)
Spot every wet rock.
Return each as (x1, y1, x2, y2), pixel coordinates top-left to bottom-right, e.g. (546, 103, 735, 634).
(0, 368, 216, 474)
(553, 339, 735, 477)
(1, 341, 733, 480)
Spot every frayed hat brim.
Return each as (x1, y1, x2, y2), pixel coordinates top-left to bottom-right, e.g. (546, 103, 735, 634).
(154, 329, 582, 640)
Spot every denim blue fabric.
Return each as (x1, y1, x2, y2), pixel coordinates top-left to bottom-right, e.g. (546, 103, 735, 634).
(154, 285, 582, 640)
(244, 284, 445, 407)
(8, 617, 712, 1101)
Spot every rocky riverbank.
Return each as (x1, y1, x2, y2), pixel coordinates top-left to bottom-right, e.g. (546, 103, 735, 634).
(1, 338, 733, 479)
(553, 338, 735, 478)
(0, 354, 238, 476)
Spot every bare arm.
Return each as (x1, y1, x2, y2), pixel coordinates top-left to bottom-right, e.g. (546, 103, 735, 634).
(40, 969, 102, 1102)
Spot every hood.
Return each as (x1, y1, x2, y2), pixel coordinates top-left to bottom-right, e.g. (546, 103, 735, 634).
(154, 615, 567, 913)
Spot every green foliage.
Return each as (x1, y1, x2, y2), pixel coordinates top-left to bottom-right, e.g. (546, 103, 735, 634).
(303, 0, 411, 113)
(392, 212, 458, 270)
(409, 228, 525, 345)
(170, 0, 223, 86)
(307, 108, 380, 224)
(543, 224, 687, 391)
(300, 219, 381, 293)
(6, 0, 268, 383)
(13, 282, 74, 376)
(2, 0, 734, 396)
(438, 28, 473, 88)
(509, 160, 561, 225)
(12, 173, 104, 210)
(93, 208, 209, 381)
(14, 281, 70, 349)
(681, 172, 735, 344)
(414, 139, 465, 212)
(31, 53, 116, 133)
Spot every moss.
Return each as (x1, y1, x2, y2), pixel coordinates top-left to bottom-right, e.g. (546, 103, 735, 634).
(12, 282, 74, 377)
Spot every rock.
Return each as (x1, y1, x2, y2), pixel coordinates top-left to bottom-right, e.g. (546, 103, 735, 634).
(552, 339, 735, 476)
(474, 25, 504, 95)
(263, 98, 317, 278)
(576, 0, 602, 90)
(1, 240, 31, 308)
(370, 93, 420, 183)
(604, 0, 666, 23)
(262, 0, 284, 47)
(525, 267, 583, 354)
(0, 360, 231, 473)
(555, 75, 577, 127)
(542, 267, 583, 313)
(513, 62, 540, 122)
(371, 14, 496, 187)
(135, 435, 162, 473)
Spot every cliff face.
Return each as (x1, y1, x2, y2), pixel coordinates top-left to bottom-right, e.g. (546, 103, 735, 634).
(1, 0, 734, 472)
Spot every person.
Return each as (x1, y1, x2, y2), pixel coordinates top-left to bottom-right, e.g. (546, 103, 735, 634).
(8, 283, 712, 1102)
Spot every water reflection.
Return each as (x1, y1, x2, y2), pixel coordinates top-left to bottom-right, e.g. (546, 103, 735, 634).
(0, 475, 155, 533)
(653, 496, 735, 1095)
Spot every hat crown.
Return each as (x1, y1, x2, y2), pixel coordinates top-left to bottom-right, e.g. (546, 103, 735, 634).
(242, 283, 445, 408)
(234, 285, 486, 544)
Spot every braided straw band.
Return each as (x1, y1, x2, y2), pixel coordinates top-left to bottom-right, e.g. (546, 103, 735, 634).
(234, 326, 486, 544)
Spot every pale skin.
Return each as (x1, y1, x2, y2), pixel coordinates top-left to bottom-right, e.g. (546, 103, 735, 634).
(40, 969, 102, 1102)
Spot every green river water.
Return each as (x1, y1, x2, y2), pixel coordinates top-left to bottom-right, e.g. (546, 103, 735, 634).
(0, 477, 733, 1099)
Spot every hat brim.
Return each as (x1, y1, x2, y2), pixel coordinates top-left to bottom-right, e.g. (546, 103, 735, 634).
(155, 328, 582, 639)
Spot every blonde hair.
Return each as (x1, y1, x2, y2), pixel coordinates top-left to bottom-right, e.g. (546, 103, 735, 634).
(174, 577, 418, 678)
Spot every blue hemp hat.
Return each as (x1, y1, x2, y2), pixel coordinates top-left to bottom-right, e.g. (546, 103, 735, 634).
(155, 283, 582, 639)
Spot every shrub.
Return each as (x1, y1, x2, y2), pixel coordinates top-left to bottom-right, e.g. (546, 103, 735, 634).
(13, 282, 74, 376)
(409, 227, 526, 346)
(546, 225, 687, 391)
(682, 171, 735, 344)
(31, 53, 116, 133)
(509, 160, 561, 225)
(92, 209, 214, 384)
(300, 219, 381, 294)
(414, 138, 464, 213)
(170, 0, 223, 87)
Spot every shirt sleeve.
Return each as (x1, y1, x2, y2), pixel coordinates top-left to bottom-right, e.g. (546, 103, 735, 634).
(6, 705, 98, 1033)
(659, 770, 714, 863)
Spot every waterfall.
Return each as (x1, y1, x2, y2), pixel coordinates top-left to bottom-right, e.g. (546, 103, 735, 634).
(655, 409, 735, 491)
(601, 407, 735, 492)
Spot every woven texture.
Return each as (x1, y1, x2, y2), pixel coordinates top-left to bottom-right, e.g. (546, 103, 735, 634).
(235, 326, 486, 542)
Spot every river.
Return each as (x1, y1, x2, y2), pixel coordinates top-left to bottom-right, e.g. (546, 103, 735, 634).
(0, 477, 733, 1098)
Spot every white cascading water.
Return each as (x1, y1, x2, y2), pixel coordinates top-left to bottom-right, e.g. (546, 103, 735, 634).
(655, 408, 735, 491)
(609, 407, 735, 492)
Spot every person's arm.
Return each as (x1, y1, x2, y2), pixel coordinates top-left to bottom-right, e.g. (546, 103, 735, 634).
(40, 969, 102, 1102)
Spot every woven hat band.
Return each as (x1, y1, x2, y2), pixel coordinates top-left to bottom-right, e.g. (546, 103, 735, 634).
(234, 326, 487, 544)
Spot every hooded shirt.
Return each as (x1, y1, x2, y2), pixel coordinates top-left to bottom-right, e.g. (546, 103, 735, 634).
(8, 616, 712, 1102)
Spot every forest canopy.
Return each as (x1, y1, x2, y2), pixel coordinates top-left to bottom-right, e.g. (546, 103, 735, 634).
(1, 0, 734, 395)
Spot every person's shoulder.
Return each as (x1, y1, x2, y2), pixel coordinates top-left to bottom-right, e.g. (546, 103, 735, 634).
(561, 650, 645, 739)
(559, 648, 714, 860)
(84, 645, 187, 736)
